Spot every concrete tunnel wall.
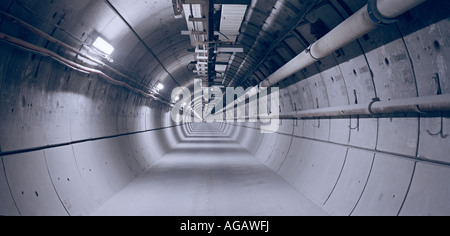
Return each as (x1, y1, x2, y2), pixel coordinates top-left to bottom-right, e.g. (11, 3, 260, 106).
(1, 0, 450, 216)
(234, 14, 450, 215)
(0, 42, 183, 215)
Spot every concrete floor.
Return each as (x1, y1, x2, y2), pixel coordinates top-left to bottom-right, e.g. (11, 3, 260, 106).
(92, 124, 327, 216)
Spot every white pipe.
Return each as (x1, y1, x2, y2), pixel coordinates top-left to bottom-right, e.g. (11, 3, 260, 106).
(376, 0, 427, 18)
(242, 94, 450, 120)
(219, 0, 427, 115)
(261, 0, 427, 87)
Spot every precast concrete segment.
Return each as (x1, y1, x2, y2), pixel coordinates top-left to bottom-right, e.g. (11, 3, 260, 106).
(0, 157, 20, 216)
(399, 162, 450, 216)
(235, 123, 450, 216)
(3, 151, 69, 216)
(92, 136, 328, 216)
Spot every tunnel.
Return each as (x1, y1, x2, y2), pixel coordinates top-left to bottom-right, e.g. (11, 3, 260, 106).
(0, 0, 449, 217)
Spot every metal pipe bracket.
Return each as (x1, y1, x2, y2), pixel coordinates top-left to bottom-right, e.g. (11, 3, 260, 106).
(306, 44, 321, 61)
(368, 97, 381, 115)
(368, 0, 399, 26)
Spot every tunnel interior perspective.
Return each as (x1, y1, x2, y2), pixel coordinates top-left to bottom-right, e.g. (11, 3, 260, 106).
(0, 0, 449, 216)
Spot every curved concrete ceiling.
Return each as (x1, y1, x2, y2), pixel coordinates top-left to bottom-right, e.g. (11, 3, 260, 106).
(0, 0, 450, 217)
(3, 0, 448, 96)
(1, 0, 196, 96)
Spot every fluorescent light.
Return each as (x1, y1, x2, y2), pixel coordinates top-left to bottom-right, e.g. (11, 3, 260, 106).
(156, 83, 164, 91)
(216, 46, 244, 53)
(215, 64, 228, 72)
(93, 37, 115, 55)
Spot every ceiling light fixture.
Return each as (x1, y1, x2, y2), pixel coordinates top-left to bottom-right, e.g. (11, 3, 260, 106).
(93, 37, 115, 56)
(156, 83, 165, 91)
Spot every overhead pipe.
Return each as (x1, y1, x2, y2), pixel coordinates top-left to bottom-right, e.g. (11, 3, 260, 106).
(220, 0, 427, 114)
(227, 0, 321, 87)
(260, 0, 427, 87)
